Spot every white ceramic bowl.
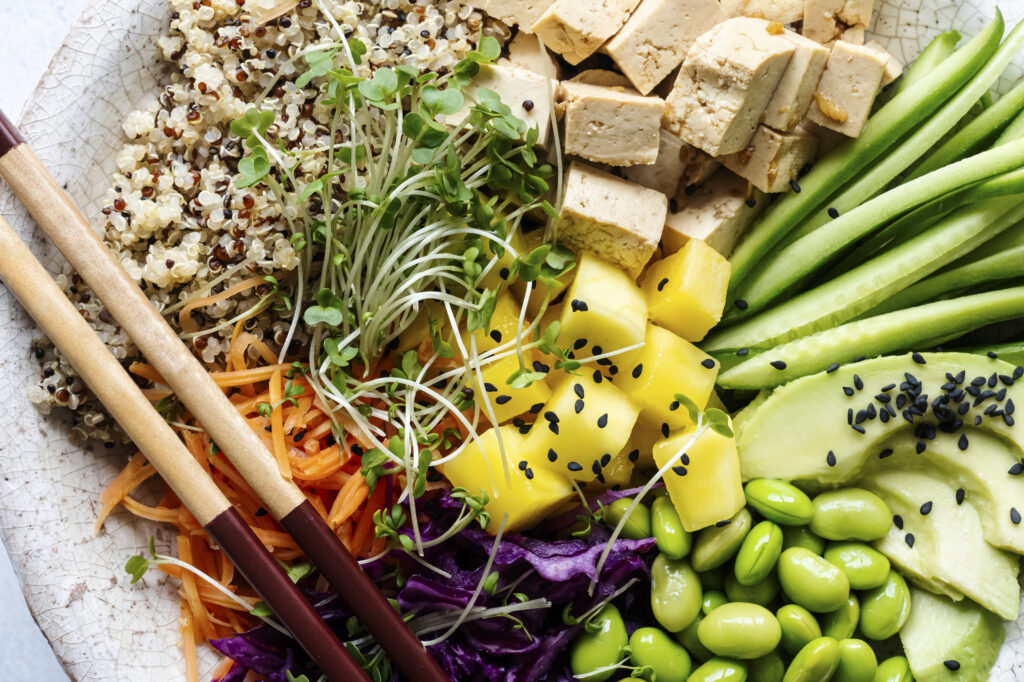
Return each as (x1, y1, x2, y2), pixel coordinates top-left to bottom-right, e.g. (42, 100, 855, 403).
(1, 1, 1023, 679)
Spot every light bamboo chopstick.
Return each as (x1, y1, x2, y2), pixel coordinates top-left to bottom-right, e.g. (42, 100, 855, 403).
(0, 212, 367, 681)
(0, 110, 449, 682)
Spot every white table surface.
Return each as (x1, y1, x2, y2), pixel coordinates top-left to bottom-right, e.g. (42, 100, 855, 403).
(1, 3, 90, 680)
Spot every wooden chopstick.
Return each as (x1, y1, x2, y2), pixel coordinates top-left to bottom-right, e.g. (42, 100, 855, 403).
(0, 212, 368, 681)
(0, 110, 450, 682)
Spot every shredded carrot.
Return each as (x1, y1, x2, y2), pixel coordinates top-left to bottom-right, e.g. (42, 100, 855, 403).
(178, 273, 282, 334)
(180, 596, 199, 682)
(209, 364, 292, 387)
(129, 361, 169, 386)
(328, 470, 370, 529)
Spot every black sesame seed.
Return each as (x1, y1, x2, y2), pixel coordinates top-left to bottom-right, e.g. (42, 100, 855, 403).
(848, 408, 853, 425)
(1005, 414, 1016, 426)
(574, 399, 584, 414)
(715, 519, 731, 528)
(530, 403, 544, 414)
(593, 370, 603, 384)
(1000, 374, 1015, 386)
(988, 351, 999, 359)
(681, 453, 691, 465)
(1015, 366, 1024, 380)
(879, 448, 894, 459)
(1009, 462, 1024, 476)
(518, 460, 528, 471)
(489, 330, 502, 343)
(853, 356, 866, 363)
(1008, 399, 1017, 415)
(567, 461, 582, 472)
(916, 441, 926, 454)
(738, 348, 751, 357)
(571, 299, 589, 312)
(771, 360, 787, 370)
(905, 533, 915, 548)
(958, 433, 969, 451)
(976, 415, 983, 426)
(495, 395, 512, 405)
(735, 299, 749, 310)
(592, 460, 602, 474)
(632, 364, 643, 379)
(827, 363, 840, 373)
(544, 411, 558, 423)
(628, 449, 640, 462)
(826, 451, 837, 467)
(573, 338, 587, 350)
(597, 358, 613, 367)
(548, 449, 558, 462)
(609, 365, 619, 376)
(828, 207, 840, 219)
(852, 424, 866, 434)
(600, 453, 612, 467)
(657, 278, 669, 292)
(920, 501, 932, 515)
(499, 267, 510, 281)
(670, 401, 680, 411)
(533, 361, 550, 373)
(958, 402, 970, 416)
(943, 661, 960, 672)
(856, 410, 868, 424)
(880, 410, 890, 423)
(746, 198, 757, 208)
(893, 514, 904, 529)
(701, 359, 716, 369)
(790, 179, 802, 193)
(549, 422, 559, 435)
(912, 352, 926, 364)
(673, 466, 688, 476)
(989, 372, 999, 388)
(853, 374, 863, 390)
(597, 414, 608, 428)
(956, 488, 965, 505)
(843, 387, 855, 397)
(661, 423, 670, 438)
(525, 468, 534, 480)
(875, 393, 891, 403)
(484, 382, 497, 393)
(1012, 508, 1022, 525)
(255, 507, 268, 517)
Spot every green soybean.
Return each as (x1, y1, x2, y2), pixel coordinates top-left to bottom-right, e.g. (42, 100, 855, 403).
(651, 555, 702, 633)
(698, 602, 782, 659)
(810, 489, 892, 541)
(687, 657, 750, 682)
(735, 521, 784, 585)
(749, 651, 786, 682)
(676, 614, 714, 662)
(652, 496, 692, 559)
(835, 639, 878, 682)
(777, 547, 851, 612)
(777, 604, 822, 655)
(629, 627, 692, 682)
(745, 479, 815, 525)
(693, 508, 754, 571)
(783, 637, 840, 682)
(570, 604, 628, 682)
(874, 656, 913, 682)
(820, 594, 860, 641)
(859, 570, 911, 640)
(702, 590, 729, 615)
(725, 572, 780, 607)
(823, 543, 891, 590)
(604, 497, 652, 540)
(782, 526, 826, 555)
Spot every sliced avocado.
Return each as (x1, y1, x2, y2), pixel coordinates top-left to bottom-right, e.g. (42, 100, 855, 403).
(861, 468, 1020, 621)
(736, 353, 1022, 487)
(866, 430, 1024, 554)
(901, 587, 1005, 682)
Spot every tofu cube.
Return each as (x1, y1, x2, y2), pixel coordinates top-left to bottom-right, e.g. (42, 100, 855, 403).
(450, 64, 554, 146)
(531, 0, 643, 65)
(569, 69, 635, 88)
(865, 40, 904, 89)
(764, 30, 830, 132)
(558, 251, 648, 365)
(803, 0, 875, 45)
(806, 41, 887, 137)
(604, 0, 728, 96)
(560, 81, 666, 167)
(641, 238, 731, 341)
(680, 148, 721, 189)
(664, 17, 796, 156)
(616, 323, 719, 431)
(559, 162, 667, 276)
(499, 31, 562, 78)
(483, 0, 558, 31)
(654, 423, 745, 531)
(721, 125, 818, 194)
(663, 169, 765, 256)
(623, 129, 694, 197)
(720, 0, 803, 24)
(526, 373, 640, 482)
(442, 426, 574, 534)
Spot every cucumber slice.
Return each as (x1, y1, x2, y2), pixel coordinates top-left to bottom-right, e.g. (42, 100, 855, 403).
(899, 31, 963, 94)
(994, 103, 1024, 144)
(966, 342, 1024, 365)
(704, 194, 1024, 354)
(716, 286, 1024, 390)
(727, 14, 1004, 293)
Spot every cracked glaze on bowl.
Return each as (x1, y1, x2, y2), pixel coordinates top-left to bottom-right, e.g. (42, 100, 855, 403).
(1, 0, 1023, 679)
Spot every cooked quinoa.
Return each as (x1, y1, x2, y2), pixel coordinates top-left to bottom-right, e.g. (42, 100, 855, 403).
(30, 0, 507, 441)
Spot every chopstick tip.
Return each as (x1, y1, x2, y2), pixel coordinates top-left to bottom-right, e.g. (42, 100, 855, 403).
(0, 109, 24, 159)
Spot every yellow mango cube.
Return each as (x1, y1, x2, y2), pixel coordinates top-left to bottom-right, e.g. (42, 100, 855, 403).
(479, 228, 526, 291)
(473, 292, 529, 354)
(443, 426, 574, 534)
(621, 415, 665, 471)
(616, 324, 719, 432)
(470, 354, 552, 426)
(641, 239, 731, 342)
(526, 372, 640, 482)
(653, 422, 745, 532)
(558, 252, 647, 366)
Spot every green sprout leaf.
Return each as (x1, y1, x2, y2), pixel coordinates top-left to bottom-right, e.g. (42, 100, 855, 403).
(673, 393, 701, 425)
(296, 48, 339, 88)
(236, 146, 270, 189)
(705, 408, 734, 437)
(125, 555, 150, 584)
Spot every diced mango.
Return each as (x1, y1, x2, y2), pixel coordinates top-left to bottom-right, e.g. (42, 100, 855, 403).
(443, 426, 574, 534)
(621, 415, 666, 471)
(641, 239, 730, 342)
(527, 372, 640, 482)
(473, 292, 528, 354)
(653, 422, 745, 532)
(480, 228, 526, 291)
(470, 354, 553, 426)
(616, 323, 719, 432)
(559, 252, 647, 367)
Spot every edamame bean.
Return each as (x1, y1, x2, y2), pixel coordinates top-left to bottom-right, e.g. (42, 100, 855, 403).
(735, 521, 784, 585)
(776, 604, 822, 655)
(810, 489, 892, 541)
(629, 627, 692, 682)
(725, 572, 780, 607)
(777, 548, 850, 612)
(745, 479, 815, 526)
(782, 526, 825, 555)
(873, 656, 913, 682)
(675, 614, 714, 662)
(835, 639, 877, 682)
(652, 496, 692, 560)
(570, 604, 627, 682)
(820, 595, 860, 641)
(702, 590, 729, 614)
(783, 637, 840, 682)
(693, 509, 753, 571)
(604, 497, 652, 540)
(651, 555, 703, 633)
(823, 543, 891, 590)
(749, 651, 786, 682)
(698, 602, 781, 659)
(859, 570, 911, 641)
(687, 657, 749, 682)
